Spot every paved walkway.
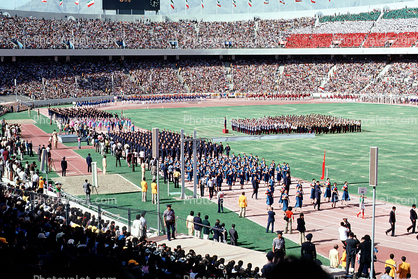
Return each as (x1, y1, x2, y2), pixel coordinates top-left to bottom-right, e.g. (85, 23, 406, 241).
(21, 124, 93, 177)
(183, 179, 418, 275)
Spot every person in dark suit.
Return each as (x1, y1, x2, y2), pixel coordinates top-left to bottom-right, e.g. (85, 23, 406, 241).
(252, 177, 259, 199)
(86, 153, 92, 173)
(37, 145, 42, 162)
(345, 232, 359, 275)
(213, 220, 221, 242)
(266, 207, 275, 233)
(229, 224, 238, 245)
(386, 206, 396, 236)
(283, 173, 291, 193)
(407, 204, 417, 233)
(313, 181, 322, 210)
(356, 235, 372, 278)
(297, 213, 306, 245)
(301, 233, 316, 261)
(28, 141, 33, 157)
(61, 157, 67, 176)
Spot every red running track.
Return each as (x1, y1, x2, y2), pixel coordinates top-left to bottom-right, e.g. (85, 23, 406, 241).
(21, 124, 94, 177)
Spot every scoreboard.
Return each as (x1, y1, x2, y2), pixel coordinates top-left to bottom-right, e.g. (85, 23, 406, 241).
(103, 0, 160, 11)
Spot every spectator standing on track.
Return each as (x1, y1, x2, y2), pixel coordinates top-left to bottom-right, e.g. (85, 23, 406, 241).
(396, 256, 411, 279)
(345, 232, 359, 276)
(86, 153, 92, 173)
(339, 222, 349, 247)
(385, 254, 396, 279)
(329, 244, 340, 268)
(61, 157, 67, 176)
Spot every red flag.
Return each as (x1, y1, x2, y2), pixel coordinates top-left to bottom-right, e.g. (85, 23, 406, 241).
(321, 150, 326, 180)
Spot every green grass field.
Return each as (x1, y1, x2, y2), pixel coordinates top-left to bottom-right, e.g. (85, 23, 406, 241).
(108, 103, 418, 205)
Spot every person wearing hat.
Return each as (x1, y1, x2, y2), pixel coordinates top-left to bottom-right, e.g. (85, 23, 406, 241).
(163, 204, 176, 241)
(301, 233, 316, 261)
(272, 231, 285, 264)
(61, 157, 67, 176)
(261, 251, 276, 278)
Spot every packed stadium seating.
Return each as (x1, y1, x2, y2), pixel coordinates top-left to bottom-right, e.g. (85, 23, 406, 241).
(319, 10, 381, 23)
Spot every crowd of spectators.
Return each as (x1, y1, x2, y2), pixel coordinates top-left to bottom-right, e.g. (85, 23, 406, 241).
(319, 10, 381, 23)
(4, 8, 418, 51)
(277, 58, 333, 93)
(3, 56, 418, 99)
(233, 59, 279, 94)
(124, 60, 186, 94)
(363, 59, 418, 95)
(324, 57, 386, 94)
(179, 59, 227, 93)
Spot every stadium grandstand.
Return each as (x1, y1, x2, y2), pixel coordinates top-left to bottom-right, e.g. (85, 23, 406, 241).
(1, 1, 418, 279)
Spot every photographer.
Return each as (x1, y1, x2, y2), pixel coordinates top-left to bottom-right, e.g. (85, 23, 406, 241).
(83, 179, 91, 204)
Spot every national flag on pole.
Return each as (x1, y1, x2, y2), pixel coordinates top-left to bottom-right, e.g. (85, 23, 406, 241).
(232, 0, 236, 7)
(87, 0, 94, 7)
(201, 0, 204, 8)
(59, 0, 63, 5)
(311, 0, 315, 3)
(295, 0, 302, 2)
(41, 0, 47, 3)
(264, 0, 269, 4)
(248, 0, 252, 6)
(320, 150, 326, 180)
(279, 0, 285, 4)
(75, 0, 79, 4)
(170, 0, 175, 9)
(186, 0, 189, 9)
(217, 0, 221, 7)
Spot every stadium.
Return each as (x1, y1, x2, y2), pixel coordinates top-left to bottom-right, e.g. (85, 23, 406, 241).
(0, 0, 418, 278)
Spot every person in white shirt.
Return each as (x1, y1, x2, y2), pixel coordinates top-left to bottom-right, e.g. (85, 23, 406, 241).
(329, 244, 340, 268)
(338, 222, 349, 246)
(132, 214, 141, 238)
(139, 213, 147, 239)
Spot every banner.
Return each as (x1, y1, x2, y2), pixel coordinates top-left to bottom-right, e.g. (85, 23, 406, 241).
(321, 150, 326, 180)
